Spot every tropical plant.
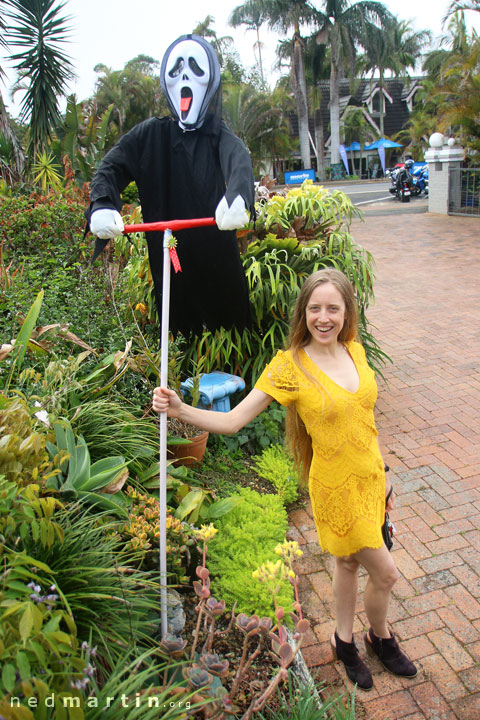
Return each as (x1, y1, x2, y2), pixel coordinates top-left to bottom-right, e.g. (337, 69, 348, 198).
(92, 55, 168, 145)
(342, 105, 375, 174)
(45, 418, 129, 513)
(358, 17, 431, 136)
(35, 505, 161, 666)
(2, 0, 76, 158)
(444, 0, 480, 23)
(230, 0, 319, 169)
(69, 397, 159, 476)
(0, 548, 84, 703)
(0, 393, 54, 486)
(53, 94, 114, 183)
(229, 3, 267, 85)
(222, 82, 294, 176)
(0, 11, 25, 183)
(314, 0, 393, 166)
(31, 149, 63, 192)
(78, 647, 202, 720)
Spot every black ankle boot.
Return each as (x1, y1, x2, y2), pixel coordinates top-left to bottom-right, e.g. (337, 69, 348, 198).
(331, 630, 373, 690)
(365, 628, 417, 677)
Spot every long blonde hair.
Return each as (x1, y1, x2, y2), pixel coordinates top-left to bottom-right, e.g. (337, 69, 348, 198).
(286, 268, 358, 487)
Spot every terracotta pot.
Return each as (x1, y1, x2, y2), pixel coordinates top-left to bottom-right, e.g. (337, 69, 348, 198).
(171, 431, 209, 467)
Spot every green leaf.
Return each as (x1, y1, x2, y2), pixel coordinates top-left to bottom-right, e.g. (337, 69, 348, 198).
(174, 490, 205, 520)
(84, 456, 127, 491)
(2, 662, 16, 693)
(19, 603, 35, 643)
(206, 496, 241, 519)
(5, 290, 44, 391)
(16, 650, 31, 680)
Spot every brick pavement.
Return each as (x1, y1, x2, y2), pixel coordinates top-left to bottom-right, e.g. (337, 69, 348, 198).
(289, 212, 480, 719)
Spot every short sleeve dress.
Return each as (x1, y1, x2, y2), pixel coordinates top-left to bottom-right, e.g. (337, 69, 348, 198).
(254, 340, 385, 557)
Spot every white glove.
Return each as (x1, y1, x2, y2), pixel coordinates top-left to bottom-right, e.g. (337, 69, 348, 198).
(215, 194, 249, 231)
(90, 208, 124, 239)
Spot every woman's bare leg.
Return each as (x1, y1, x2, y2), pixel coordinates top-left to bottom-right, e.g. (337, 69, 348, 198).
(331, 555, 361, 643)
(353, 544, 399, 638)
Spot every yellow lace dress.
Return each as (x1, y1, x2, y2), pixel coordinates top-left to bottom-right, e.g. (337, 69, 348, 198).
(255, 340, 385, 557)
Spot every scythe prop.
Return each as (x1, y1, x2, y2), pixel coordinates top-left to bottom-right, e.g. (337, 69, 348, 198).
(124, 216, 216, 637)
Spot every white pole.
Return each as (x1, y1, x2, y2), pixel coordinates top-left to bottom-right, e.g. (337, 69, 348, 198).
(159, 228, 172, 638)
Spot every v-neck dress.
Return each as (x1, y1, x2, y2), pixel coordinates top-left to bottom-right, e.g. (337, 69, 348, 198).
(254, 340, 385, 556)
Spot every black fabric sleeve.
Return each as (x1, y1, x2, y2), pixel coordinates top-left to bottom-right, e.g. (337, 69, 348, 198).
(86, 122, 149, 224)
(217, 121, 255, 215)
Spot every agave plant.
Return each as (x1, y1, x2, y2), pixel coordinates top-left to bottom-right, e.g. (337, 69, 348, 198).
(45, 418, 128, 515)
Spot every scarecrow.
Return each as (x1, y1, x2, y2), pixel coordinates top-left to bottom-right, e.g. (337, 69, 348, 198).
(86, 34, 254, 336)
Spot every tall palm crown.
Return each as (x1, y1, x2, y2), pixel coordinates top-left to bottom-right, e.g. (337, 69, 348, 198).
(2, 0, 75, 157)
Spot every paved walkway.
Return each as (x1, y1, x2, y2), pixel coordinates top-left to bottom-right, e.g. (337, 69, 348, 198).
(289, 211, 480, 719)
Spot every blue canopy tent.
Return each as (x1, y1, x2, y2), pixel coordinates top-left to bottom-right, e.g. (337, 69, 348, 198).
(344, 141, 362, 152)
(364, 138, 403, 175)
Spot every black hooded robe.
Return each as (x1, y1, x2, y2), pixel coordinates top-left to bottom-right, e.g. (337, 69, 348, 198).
(87, 115, 254, 337)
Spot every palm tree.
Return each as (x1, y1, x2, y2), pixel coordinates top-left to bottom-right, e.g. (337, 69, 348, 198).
(229, 5, 267, 85)
(314, 0, 393, 167)
(303, 32, 329, 180)
(2, 0, 75, 158)
(230, 0, 319, 170)
(358, 17, 431, 136)
(193, 15, 244, 82)
(0, 6, 25, 181)
(444, 0, 480, 24)
(222, 81, 294, 175)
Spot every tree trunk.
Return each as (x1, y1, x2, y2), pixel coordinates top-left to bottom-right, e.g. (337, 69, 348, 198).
(292, 34, 310, 170)
(329, 35, 341, 166)
(314, 107, 326, 181)
(256, 27, 264, 86)
(379, 67, 385, 138)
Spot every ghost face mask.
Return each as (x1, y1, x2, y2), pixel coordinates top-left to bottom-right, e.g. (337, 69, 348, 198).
(160, 35, 221, 130)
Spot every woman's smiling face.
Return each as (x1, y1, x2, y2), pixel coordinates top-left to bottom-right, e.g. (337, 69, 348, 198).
(305, 281, 346, 346)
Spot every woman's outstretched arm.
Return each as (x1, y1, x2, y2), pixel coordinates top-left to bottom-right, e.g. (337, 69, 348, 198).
(152, 386, 273, 435)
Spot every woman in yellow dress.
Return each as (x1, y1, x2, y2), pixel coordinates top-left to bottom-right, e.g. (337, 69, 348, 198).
(153, 268, 417, 690)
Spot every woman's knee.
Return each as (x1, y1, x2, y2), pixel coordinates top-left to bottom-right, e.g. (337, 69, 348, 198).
(373, 560, 399, 591)
(336, 555, 361, 575)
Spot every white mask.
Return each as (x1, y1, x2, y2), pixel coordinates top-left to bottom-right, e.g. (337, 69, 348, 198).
(160, 35, 220, 130)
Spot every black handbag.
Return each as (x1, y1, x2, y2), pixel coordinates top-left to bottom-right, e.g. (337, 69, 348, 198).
(382, 482, 394, 551)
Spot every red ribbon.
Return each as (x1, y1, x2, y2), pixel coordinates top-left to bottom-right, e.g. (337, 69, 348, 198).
(169, 246, 182, 273)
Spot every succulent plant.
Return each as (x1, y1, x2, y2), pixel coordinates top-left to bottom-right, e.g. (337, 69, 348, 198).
(200, 652, 229, 678)
(236, 613, 260, 633)
(205, 596, 225, 617)
(182, 664, 213, 690)
(159, 633, 187, 658)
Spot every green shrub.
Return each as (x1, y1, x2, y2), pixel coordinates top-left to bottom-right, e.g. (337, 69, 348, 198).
(253, 444, 298, 505)
(206, 487, 293, 619)
(0, 394, 53, 486)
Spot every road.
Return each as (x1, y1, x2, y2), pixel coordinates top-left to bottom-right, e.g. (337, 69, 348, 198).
(325, 179, 393, 206)
(322, 179, 428, 213)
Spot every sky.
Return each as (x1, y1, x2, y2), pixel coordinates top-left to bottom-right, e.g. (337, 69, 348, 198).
(1, 0, 479, 119)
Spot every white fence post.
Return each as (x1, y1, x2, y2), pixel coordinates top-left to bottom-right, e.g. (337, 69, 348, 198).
(425, 133, 465, 214)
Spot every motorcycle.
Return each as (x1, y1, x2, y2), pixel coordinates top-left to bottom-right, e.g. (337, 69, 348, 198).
(410, 164, 429, 196)
(388, 166, 412, 202)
